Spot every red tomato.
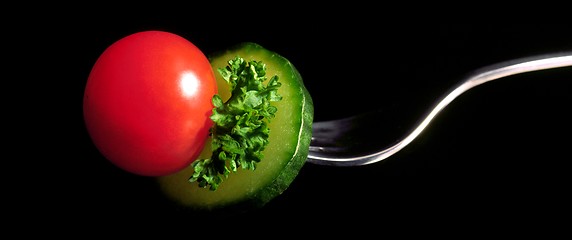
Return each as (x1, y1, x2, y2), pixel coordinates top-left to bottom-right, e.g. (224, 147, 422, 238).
(83, 31, 217, 176)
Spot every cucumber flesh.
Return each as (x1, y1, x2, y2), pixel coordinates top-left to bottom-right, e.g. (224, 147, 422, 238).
(156, 42, 314, 213)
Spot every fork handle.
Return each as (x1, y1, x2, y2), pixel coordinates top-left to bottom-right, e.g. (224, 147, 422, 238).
(307, 51, 572, 166)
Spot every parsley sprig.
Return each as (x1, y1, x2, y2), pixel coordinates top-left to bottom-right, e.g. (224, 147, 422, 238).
(189, 56, 282, 191)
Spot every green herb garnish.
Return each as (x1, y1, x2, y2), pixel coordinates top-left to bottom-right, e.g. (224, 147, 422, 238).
(189, 56, 282, 191)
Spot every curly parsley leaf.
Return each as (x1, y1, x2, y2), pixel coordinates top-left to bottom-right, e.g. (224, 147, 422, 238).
(189, 56, 282, 191)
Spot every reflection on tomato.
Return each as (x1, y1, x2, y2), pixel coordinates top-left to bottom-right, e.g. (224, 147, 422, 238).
(83, 31, 217, 176)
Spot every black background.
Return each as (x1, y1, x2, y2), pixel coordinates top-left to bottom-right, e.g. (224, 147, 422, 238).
(14, 12, 571, 235)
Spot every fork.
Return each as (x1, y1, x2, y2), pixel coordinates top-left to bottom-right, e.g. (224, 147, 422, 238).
(307, 51, 572, 167)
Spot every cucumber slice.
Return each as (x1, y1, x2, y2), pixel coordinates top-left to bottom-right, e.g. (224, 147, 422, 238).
(156, 42, 314, 213)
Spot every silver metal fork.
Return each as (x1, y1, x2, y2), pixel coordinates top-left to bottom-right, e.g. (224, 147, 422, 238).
(307, 51, 572, 167)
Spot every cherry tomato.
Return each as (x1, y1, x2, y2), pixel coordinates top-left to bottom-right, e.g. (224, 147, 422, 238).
(83, 30, 217, 176)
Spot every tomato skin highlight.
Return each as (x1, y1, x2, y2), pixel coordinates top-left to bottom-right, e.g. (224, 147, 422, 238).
(83, 31, 217, 176)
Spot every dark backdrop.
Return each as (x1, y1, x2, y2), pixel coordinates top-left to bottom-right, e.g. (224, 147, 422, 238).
(18, 14, 571, 235)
